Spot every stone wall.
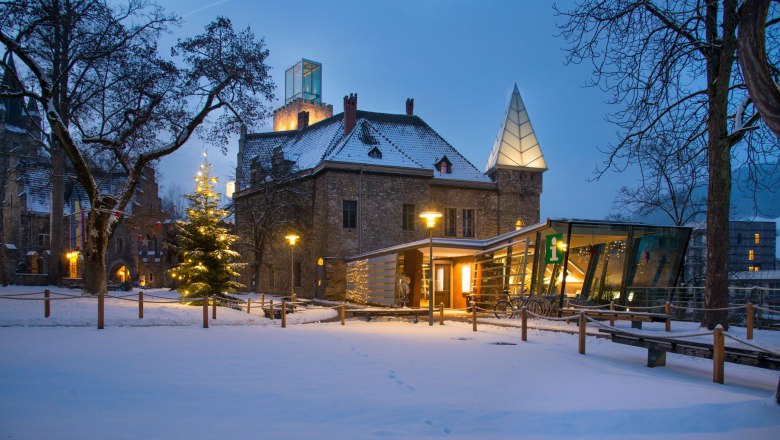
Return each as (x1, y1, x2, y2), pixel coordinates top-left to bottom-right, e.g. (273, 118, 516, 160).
(235, 165, 543, 300)
(273, 98, 334, 132)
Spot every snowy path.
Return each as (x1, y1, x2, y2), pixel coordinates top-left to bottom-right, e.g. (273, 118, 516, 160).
(1, 286, 779, 439)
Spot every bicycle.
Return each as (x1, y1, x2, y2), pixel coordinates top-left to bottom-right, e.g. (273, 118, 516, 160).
(493, 291, 543, 319)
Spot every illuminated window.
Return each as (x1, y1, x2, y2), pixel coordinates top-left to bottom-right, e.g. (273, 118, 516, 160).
(754, 233, 760, 244)
(748, 249, 754, 261)
(748, 266, 761, 272)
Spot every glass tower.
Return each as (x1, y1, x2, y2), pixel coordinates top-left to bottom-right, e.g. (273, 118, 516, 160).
(285, 59, 322, 104)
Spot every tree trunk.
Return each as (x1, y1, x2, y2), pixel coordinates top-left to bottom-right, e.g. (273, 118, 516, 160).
(738, 0, 780, 140)
(48, 147, 65, 284)
(702, 0, 737, 330)
(251, 234, 265, 293)
(82, 207, 111, 295)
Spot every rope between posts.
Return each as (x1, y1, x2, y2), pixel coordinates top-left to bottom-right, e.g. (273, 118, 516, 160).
(614, 304, 665, 311)
(0, 291, 49, 297)
(584, 316, 715, 339)
(753, 305, 780, 313)
(669, 304, 744, 311)
(526, 311, 578, 322)
(569, 303, 611, 309)
(722, 333, 780, 357)
(0, 295, 85, 301)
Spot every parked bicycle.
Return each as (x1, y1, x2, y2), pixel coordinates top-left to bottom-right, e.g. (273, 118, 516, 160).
(493, 292, 558, 318)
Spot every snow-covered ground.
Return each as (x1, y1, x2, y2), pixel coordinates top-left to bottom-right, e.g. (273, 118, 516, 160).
(1, 285, 778, 439)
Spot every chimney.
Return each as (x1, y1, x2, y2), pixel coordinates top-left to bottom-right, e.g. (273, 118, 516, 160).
(297, 111, 310, 130)
(343, 93, 357, 137)
(405, 98, 414, 116)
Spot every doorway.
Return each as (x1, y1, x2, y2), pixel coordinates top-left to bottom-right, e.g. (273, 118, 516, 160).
(433, 262, 452, 308)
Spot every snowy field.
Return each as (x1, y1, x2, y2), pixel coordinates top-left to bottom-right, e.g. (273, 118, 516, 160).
(1, 286, 779, 439)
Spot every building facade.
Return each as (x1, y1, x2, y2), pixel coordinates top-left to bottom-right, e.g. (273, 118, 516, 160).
(1, 59, 171, 287)
(234, 60, 547, 299)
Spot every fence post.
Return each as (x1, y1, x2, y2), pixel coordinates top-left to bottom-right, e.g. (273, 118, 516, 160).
(202, 295, 208, 328)
(665, 301, 671, 332)
(44, 289, 50, 318)
(212, 295, 217, 320)
(713, 325, 724, 384)
(521, 306, 527, 342)
(261, 293, 265, 308)
(247, 298, 251, 314)
(578, 311, 586, 355)
(747, 303, 754, 340)
(97, 291, 105, 330)
(439, 303, 444, 325)
(471, 300, 477, 332)
(564, 299, 570, 309)
(609, 301, 615, 327)
(282, 301, 287, 328)
(139, 290, 144, 319)
(270, 300, 274, 320)
(340, 303, 345, 325)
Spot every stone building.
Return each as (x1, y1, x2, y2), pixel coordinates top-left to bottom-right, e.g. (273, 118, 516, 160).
(234, 59, 547, 300)
(0, 59, 171, 287)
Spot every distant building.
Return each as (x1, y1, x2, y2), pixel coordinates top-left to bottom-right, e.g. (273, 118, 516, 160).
(0, 57, 172, 287)
(684, 219, 778, 286)
(234, 59, 547, 299)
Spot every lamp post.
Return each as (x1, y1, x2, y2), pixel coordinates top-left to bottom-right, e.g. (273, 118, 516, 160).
(285, 234, 300, 303)
(419, 210, 442, 326)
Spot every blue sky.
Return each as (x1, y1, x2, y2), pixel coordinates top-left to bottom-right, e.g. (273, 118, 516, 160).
(158, 0, 633, 220)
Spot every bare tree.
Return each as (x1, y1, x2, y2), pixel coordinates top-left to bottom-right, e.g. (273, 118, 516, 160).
(0, 1, 274, 294)
(556, 0, 780, 329)
(234, 154, 307, 293)
(161, 181, 187, 220)
(614, 139, 707, 227)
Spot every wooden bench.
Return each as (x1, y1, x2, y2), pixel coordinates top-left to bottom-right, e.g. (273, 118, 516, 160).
(599, 328, 780, 403)
(350, 307, 429, 323)
(561, 308, 669, 329)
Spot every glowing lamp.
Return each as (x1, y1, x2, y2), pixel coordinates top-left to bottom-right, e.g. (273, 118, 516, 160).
(419, 211, 442, 228)
(285, 234, 300, 246)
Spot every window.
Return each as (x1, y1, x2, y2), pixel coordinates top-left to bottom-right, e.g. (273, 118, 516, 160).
(149, 272, 154, 282)
(444, 208, 457, 236)
(736, 233, 742, 244)
(368, 147, 382, 159)
(402, 204, 416, 231)
(343, 200, 357, 229)
(294, 262, 302, 287)
(116, 238, 124, 252)
(748, 249, 755, 261)
(435, 156, 452, 174)
(462, 209, 475, 237)
(748, 265, 761, 272)
(755, 233, 760, 244)
(37, 233, 49, 247)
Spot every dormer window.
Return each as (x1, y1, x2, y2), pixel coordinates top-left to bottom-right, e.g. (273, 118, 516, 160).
(435, 156, 452, 174)
(368, 146, 382, 159)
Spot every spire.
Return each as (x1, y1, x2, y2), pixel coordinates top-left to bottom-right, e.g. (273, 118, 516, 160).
(484, 84, 547, 174)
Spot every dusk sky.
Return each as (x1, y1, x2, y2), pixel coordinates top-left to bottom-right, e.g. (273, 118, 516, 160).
(158, 0, 631, 220)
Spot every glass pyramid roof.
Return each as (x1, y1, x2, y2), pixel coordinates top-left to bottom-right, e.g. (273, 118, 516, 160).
(484, 84, 547, 173)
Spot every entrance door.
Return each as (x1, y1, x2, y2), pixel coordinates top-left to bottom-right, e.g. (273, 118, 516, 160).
(433, 262, 451, 308)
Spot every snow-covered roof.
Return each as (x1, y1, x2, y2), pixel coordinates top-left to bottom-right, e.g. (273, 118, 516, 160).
(484, 84, 547, 173)
(239, 110, 491, 190)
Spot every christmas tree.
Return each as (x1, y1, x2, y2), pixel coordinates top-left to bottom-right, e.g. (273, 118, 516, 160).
(168, 154, 244, 301)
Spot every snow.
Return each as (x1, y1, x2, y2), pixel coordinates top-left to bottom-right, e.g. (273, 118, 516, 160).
(1, 285, 779, 439)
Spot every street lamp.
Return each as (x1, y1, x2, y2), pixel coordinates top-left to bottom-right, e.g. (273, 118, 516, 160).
(285, 234, 300, 303)
(419, 210, 442, 326)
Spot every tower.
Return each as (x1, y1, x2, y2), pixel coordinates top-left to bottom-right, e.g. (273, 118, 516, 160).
(272, 59, 333, 131)
(484, 84, 547, 232)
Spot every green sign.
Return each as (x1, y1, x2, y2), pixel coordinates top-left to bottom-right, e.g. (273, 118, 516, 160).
(545, 234, 564, 264)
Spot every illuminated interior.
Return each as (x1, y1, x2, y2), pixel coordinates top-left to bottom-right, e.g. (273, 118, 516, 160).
(114, 265, 130, 283)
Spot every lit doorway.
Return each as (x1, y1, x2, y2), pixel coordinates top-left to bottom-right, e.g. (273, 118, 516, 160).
(433, 262, 452, 308)
(114, 265, 130, 283)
